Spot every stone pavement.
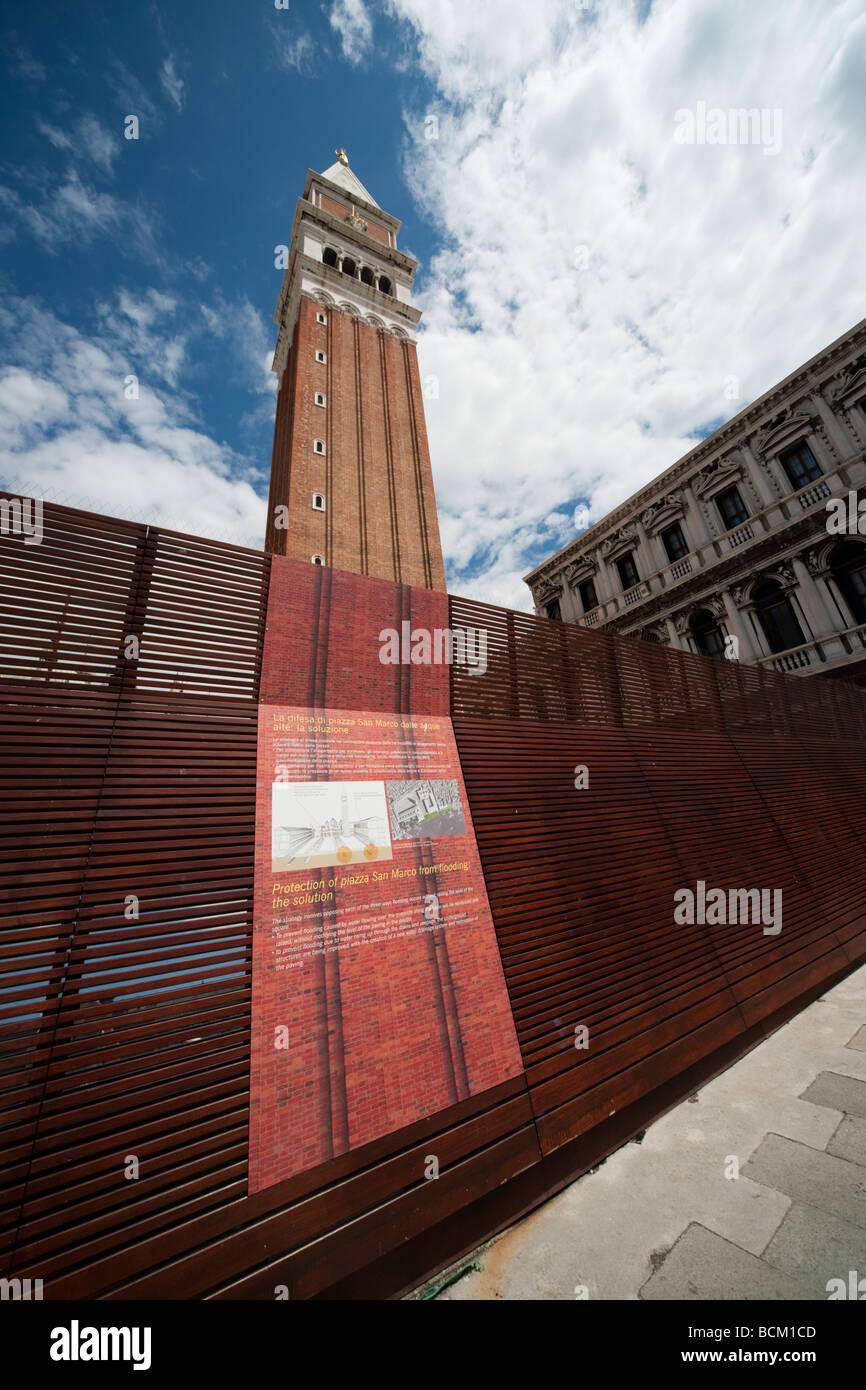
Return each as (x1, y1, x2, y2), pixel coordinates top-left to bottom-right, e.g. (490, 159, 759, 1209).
(412, 963, 866, 1301)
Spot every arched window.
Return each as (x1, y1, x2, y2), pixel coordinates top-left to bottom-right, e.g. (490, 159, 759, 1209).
(322, 248, 338, 268)
(691, 609, 726, 657)
(312, 493, 326, 512)
(753, 579, 806, 654)
(378, 275, 392, 295)
(360, 267, 375, 286)
(341, 258, 356, 278)
(829, 541, 866, 626)
(311, 554, 325, 565)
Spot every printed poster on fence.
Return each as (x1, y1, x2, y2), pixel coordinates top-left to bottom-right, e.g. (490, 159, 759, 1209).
(249, 704, 522, 1191)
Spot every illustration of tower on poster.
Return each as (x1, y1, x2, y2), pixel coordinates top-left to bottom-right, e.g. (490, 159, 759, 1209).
(265, 149, 447, 593)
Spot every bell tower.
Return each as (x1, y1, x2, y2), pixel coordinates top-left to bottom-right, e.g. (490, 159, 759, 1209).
(265, 151, 446, 593)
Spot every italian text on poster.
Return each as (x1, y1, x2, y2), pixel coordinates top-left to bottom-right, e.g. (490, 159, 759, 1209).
(249, 704, 522, 1190)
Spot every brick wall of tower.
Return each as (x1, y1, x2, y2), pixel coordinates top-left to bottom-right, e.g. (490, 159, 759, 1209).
(318, 193, 391, 245)
(266, 294, 447, 593)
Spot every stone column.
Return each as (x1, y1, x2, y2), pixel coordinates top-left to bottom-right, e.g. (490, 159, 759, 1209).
(813, 391, 858, 463)
(790, 556, 838, 638)
(720, 589, 761, 662)
(636, 518, 664, 583)
(683, 481, 714, 545)
(558, 573, 580, 623)
(595, 555, 618, 614)
(741, 440, 778, 511)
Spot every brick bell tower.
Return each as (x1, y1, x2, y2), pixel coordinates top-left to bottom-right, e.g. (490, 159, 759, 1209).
(265, 150, 446, 592)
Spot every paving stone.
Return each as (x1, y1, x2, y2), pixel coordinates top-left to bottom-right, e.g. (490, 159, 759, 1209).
(639, 1222, 814, 1301)
(847, 1025, 866, 1053)
(827, 1115, 866, 1166)
(743, 1134, 866, 1230)
(761, 1202, 866, 1296)
(800, 1071, 866, 1119)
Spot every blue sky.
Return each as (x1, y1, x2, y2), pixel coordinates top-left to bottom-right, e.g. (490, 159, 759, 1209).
(0, 2, 439, 532)
(1, 1, 865, 608)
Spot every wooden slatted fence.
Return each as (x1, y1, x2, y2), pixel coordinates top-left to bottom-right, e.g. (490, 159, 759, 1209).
(1, 496, 864, 1300)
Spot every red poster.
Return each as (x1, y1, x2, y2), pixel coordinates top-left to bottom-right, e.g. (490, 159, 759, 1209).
(249, 699, 523, 1191)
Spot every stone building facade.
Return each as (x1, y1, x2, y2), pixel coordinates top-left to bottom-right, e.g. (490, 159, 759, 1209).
(525, 318, 866, 685)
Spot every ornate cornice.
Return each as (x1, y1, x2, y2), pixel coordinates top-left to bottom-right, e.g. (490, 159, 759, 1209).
(803, 542, 835, 578)
(641, 490, 686, 534)
(753, 408, 815, 460)
(692, 457, 744, 499)
(533, 577, 562, 605)
(638, 622, 670, 644)
(672, 595, 725, 634)
(564, 555, 597, 583)
(601, 526, 638, 560)
(829, 354, 866, 410)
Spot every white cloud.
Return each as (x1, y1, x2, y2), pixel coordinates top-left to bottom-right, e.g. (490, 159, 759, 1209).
(105, 60, 160, 128)
(274, 31, 318, 75)
(0, 369, 68, 449)
(96, 289, 185, 387)
(159, 55, 185, 112)
(7, 41, 46, 82)
(200, 293, 277, 398)
(0, 168, 164, 264)
(382, 0, 866, 609)
(35, 113, 119, 174)
(0, 297, 266, 547)
(330, 0, 373, 64)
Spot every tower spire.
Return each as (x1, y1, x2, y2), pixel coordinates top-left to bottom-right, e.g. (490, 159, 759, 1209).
(264, 160, 446, 592)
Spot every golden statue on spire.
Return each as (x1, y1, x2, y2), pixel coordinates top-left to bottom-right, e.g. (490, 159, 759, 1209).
(335, 147, 349, 164)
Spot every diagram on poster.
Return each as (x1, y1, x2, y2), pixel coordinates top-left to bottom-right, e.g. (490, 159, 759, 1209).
(271, 780, 392, 871)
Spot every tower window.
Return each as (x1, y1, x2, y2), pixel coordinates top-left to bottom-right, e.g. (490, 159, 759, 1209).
(316, 311, 328, 325)
(661, 523, 689, 563)
(341, 258, 357, 278)
(779, 442, 822, 491)
(360, 267, 375, 286)
(312, 554, 325, 565)
(322, 248, 338, 268)
(314, 392, 326, 408)
(378, 276, 392, 295)
(715, 486, 748, 530)
(315, 350, 327, 363)
(312, 493, 326, 511)
(313, 438, 326, 454)
(577, 577, 598, 613)
(616, 552, 639, 590)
